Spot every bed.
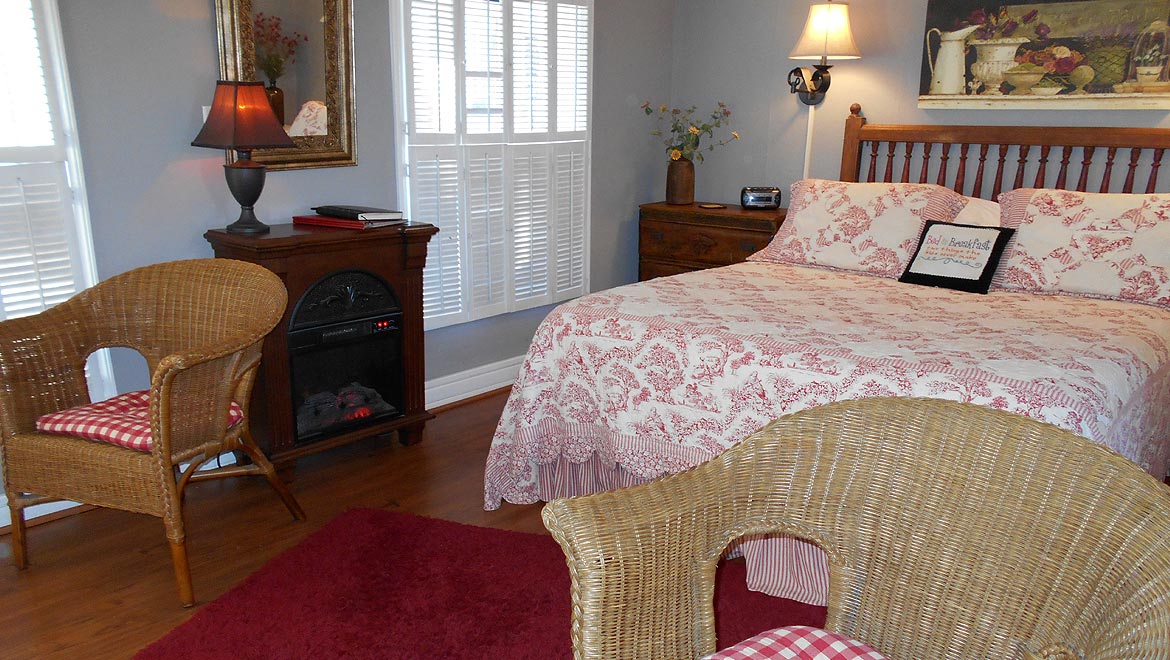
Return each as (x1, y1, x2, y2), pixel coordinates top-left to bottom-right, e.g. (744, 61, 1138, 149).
(485, 103, 1170, 605)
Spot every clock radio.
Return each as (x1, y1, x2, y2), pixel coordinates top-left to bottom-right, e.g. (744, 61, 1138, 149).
(741, 187, 782, 210)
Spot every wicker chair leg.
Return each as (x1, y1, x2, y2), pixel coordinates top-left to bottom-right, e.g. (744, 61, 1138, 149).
(9, 504, 27, 569)
(169, 538, 194, 607)
(239, 431, 306, 521)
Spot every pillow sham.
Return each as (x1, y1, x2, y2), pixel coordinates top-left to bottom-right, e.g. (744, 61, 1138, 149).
(748, 179, 967, 278)
(994, 188, 1170, 306)
(952, 195, 1001, 226)
(899, 221, 1014, 294)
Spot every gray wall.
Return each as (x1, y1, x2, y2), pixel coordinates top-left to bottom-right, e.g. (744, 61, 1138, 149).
(56, 0, 672, 389)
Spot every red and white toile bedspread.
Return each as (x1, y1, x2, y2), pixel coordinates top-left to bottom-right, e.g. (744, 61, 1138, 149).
(484, 261, 1170, 603)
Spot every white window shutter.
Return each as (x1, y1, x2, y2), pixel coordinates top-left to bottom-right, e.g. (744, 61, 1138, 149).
(410, 147, 465, 326)
(511, 0, 549, 135)
(0, 0, 55, 149)
(555, 0, 589, 134)
(0, 164, 78, 319)
(510, 146, 551, 303)
(553, 142, 586, 297)
(463, 0, 504, 135)
(465, 146, 507, 318)
(407, 0, 458, 136)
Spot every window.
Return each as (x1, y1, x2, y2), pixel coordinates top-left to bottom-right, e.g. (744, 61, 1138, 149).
(394, 0, 592, 329)
(0, 0, 107, 526)
(0, 0, 99, 322)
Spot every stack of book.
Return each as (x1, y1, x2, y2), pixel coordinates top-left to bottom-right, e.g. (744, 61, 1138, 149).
(293, 205, 408, 229)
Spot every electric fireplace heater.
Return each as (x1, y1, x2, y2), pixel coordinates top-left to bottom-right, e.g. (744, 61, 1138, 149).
(287, 270, 404, 445)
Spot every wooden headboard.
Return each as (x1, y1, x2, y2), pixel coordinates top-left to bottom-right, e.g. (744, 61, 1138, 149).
(839, 103, 1170, 199)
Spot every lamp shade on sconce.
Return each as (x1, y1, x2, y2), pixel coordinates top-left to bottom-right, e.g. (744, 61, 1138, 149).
(192, 81, 294, 151)
(789, 2, 861, 61)
(787, 0, 861, 106)
(192, 80, 294, 235)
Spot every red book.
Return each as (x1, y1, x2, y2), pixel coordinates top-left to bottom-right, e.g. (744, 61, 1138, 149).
(292, 214, 408, 230)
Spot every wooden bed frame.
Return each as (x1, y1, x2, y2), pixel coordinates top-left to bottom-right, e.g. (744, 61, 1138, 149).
(839, 102, 1170, 199)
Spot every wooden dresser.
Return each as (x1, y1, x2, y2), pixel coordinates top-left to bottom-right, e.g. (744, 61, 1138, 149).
(638, 202, 786, 281)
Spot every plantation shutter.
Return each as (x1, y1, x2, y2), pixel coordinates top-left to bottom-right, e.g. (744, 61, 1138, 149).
(397, 0, 591, 330)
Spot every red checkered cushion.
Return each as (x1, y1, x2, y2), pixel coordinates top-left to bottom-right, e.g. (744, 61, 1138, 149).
(35, 390, 243, 452)
(703, 626, 889, 660)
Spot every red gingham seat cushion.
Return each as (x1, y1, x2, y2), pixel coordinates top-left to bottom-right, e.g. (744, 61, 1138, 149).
(35, 390, 243, 452)
(703, 626, 889, 660)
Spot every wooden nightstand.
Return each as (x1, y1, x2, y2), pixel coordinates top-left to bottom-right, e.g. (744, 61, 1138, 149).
(638, 202, 786, 281)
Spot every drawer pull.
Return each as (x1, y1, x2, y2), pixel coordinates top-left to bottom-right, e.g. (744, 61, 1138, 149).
(740, 240, 760, 252)
(649, 230, 664, 241)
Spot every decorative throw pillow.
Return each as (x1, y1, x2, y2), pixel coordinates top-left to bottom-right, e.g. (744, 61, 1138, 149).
(994, 188, 1170, 306)
(702, 626, 889, 660)
(952, 195, 1001, 227)
(899, 221, 1014, 294)
(748, 179, 967, 278)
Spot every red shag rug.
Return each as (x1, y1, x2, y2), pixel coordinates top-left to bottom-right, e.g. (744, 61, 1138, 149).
(136, 508, 825, 659)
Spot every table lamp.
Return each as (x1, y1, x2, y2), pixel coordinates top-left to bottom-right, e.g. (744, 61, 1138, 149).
(192, 80, 295, 234)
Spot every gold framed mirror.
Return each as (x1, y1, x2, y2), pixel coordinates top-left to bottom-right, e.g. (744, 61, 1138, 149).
(214, 0, 355, 170)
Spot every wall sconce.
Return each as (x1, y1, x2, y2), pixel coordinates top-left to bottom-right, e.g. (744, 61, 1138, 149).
(192, 81, 295, 234)
(788, 0, 861, 105)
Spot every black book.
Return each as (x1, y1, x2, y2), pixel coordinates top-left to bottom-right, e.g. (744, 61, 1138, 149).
(312, 205, 405, 221)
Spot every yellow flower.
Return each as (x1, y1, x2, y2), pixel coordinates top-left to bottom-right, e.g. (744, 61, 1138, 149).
(688, 125, 700, 135)
(732, 131, 740, 140)
(659, 104, 667, 113)
(670, 149, 682, 160)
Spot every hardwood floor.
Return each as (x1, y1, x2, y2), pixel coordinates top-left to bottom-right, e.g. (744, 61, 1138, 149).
(0, 389, 542, 659)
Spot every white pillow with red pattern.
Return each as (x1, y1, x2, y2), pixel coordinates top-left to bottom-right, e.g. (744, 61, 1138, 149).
(994, 188, 1170, 306)
(749, 179, 967, 279)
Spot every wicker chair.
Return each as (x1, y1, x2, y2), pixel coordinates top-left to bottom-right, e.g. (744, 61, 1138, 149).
(0, 258, 305, 606)
(542, 397, 1170, 660)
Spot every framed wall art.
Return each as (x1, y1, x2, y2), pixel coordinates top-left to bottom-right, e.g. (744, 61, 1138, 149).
(919, 0, 1170, 109)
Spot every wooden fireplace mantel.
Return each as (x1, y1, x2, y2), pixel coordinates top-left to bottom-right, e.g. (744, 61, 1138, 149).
(204, 222, 438, 469)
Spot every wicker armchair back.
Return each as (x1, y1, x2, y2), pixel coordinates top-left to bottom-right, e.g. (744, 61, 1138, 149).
(542, 397, 1170, 660)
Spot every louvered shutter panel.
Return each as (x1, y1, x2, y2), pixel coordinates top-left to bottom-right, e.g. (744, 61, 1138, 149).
(510, 146, 551, 303)
(0, 164, 79, 319)
(512, 0, 549, 135)
(410, 148, 465, 326)
(555, 0, 589, 134)
(407, 0, 458, 137)
(0, 1, 55, 149)
(464, 0, 504, 136)
(553, 142, 586, 297)
(466, 146, 507, 317)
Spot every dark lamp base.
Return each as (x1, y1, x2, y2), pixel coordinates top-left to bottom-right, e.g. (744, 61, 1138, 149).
(223, 158, 271, 235)
(226, 208, 271, 234)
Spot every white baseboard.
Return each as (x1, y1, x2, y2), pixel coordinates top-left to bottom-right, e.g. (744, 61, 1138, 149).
(424, 354, 524, 409)
(0, 357, 525, 530)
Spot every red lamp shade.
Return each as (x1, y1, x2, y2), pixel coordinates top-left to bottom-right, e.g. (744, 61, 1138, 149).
(191, 80, 294, 150)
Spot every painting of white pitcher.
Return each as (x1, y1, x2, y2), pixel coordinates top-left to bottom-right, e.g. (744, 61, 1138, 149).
(925, 24, 979, 95)
(919, 0, 1170, 109)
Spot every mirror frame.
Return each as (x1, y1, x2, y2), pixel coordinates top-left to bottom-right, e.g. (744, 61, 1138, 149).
(214, 0, 356, 170)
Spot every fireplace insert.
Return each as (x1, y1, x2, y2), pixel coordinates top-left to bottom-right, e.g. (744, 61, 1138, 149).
(287, 270, 404, 444)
